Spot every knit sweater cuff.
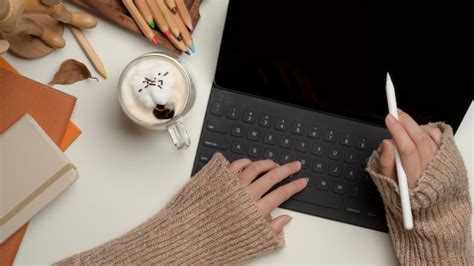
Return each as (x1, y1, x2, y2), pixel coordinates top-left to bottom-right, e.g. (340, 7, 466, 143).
(56, 153, 283, 265)
(366, 122, 472, 264)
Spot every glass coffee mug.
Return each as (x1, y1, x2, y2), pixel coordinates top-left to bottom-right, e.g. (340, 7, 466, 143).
(118, 52, 196, 150)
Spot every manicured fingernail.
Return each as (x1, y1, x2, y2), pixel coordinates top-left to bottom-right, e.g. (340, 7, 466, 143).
(294, 161, 301, 168)
(386, 114, 397, 124)
(299, 177, 309, 185)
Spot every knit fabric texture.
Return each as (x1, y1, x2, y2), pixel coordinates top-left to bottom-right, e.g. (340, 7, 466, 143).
(366, 122, 473, 265)
(56, 153, 283, 265)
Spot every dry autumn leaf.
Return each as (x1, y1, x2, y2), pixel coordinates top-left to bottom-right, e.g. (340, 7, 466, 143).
(49, 59, 98, 85)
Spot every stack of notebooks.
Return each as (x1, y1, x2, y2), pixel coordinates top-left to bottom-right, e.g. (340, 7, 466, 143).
(0, 58, 81, 265)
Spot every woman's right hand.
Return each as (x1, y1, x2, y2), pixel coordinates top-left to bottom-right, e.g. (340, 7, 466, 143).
(380, 110, 443, 188)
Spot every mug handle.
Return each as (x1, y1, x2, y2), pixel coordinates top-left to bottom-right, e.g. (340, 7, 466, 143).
(167, 121, 191, 151)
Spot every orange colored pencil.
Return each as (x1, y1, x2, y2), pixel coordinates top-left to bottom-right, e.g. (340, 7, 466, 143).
(123, 0, 158, 45)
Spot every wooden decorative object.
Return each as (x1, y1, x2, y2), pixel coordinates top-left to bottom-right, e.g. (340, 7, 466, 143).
(3, 14, 64, 59)
(68, 0, 201, 53)
(0, 0, 97, 58)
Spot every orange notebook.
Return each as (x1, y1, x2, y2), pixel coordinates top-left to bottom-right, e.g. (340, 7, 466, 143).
(0, 57, 81, 265)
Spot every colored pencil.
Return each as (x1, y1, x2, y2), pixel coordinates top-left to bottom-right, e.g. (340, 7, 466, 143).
(68, 26, 108, 79)
(175, 0, 193, 32)
(156, 0, 180, 39)
(167, 32, 188, 53)
(122, 0, 158, 45)
(165, 0, 178, 14)
(172, 7, 195, 52)
(147, 0, 172, 39)
(135, 0, 155, 28)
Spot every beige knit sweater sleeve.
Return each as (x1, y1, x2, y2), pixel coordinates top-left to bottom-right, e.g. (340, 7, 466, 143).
(366, 122, 473, 265)
(56, 153, 283, 265)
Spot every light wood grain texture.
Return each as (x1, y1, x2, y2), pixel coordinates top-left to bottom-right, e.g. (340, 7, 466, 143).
(134, 0, 154, 27)
(68, 0, 200, 54)
(122, 0, 157, 45)
(68, 25, 107, 78)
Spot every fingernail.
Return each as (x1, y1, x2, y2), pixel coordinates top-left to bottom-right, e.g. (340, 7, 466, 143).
(300, 177, 309, 185)
(386, 114, 397, 124)
(294, 160, 301, 168)
(283, 215, 293, 224)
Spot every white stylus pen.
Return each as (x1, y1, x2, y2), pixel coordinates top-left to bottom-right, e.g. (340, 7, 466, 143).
(386, 72, 414, 230)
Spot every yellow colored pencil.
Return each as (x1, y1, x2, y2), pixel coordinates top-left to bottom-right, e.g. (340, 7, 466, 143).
(68, 26, 108, 79)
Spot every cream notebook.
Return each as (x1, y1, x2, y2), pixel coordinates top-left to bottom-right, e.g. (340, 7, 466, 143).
(0, 114, 78, 243)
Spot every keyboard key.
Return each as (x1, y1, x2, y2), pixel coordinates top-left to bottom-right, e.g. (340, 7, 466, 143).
(349, 185, 364, 198)
(323, 129, 337, 143)
(291, 121, 305, 135)
(275, 118, 288, 131)
(356, 137, 369, 150)
(344, 151, 358, 164)
(345, 199, 362, 214)
(226, 106, 240, 120)
(242, 110, 256, 124)
(328, 164, 341, 177)
(199, 150, 215, 162)
(361, 172, 372, 183)
(333, 182, 346, 194)
(206, 118, 227, 134)
(316, 178, 331, 190)
(279, 152, 295, 164)
(360, 153, 370, 166)
(264, 148, 278, 161)
(297, 189, 343, 210)
(344, 167, 360, 181)
(295, 139, 310, 153)
(307, 126, 321, 139)
(279, 135, 293, 149)
(263, 131, 277, 145)
(259, 113, 273, 127)
(203, 134, 228, 150)
(311, 143, 325, 156)
(248, 144, 262, 158)
(296, 155, 310, 169)
(247, 128, 262, 141)
(210, 102, 224, 116)
(231, 140, 246, 154)
(312, 159, 326, 173)
(341, 133, 353, 146)
(231, 124, 245, 137)
(328, 147, 341, 160)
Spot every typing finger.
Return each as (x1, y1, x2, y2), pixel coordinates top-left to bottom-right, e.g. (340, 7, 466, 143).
(239, 160, 279, 187)
(421, 125, 442, 147)
(269, 215, 292, 234)
(246, 161, 301, 201)
(257, 178, 308, 216)
(227, 158, 252, 173)
(398, 110, 435, 169)
(385, 114, 423, 181)
(379, 140, 397, 180)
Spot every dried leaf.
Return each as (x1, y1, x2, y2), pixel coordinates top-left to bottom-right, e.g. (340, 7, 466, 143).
(49, 59, 98, 85)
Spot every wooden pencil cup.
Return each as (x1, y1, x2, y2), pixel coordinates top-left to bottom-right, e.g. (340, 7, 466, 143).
(0, 0, 97, 58)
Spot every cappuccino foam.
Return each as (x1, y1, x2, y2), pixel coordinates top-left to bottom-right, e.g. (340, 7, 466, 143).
(120, 57, 188, 126)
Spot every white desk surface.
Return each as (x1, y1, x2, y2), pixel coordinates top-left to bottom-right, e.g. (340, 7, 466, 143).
(6, 0, 473, 264)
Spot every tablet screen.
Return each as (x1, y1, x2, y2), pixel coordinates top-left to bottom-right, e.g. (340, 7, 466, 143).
(214, 0, 473, 131)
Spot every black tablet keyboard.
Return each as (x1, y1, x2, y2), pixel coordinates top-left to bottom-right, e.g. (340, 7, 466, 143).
(192, 88, 390, 232)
